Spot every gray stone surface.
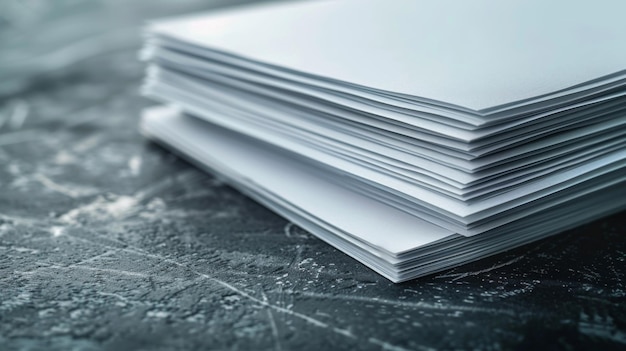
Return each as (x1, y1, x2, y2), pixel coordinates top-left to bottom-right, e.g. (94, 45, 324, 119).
(1, 1, 625, 350)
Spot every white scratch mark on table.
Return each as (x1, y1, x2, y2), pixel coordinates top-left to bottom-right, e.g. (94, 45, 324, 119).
(8, 99, 29, 130)
(295, 291, 516, 316)
(262, 291, 283, 351)
(436, 255, 525, 281)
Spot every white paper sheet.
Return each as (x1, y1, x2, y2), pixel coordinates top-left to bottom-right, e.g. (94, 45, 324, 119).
(150, 0, 626, 113)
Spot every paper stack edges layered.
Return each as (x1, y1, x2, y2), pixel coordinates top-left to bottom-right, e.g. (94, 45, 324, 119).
(140, 0, 626, 282)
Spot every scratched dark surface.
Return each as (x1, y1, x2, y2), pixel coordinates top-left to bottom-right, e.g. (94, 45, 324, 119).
(1, 1, 626, 350)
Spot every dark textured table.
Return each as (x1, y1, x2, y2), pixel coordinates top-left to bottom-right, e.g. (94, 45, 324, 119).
(1, 1, 625, 350)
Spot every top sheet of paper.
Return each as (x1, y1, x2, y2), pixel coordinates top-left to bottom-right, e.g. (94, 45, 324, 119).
(150, 0, 626, 113)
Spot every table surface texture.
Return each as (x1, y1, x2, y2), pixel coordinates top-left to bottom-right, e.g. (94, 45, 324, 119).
(0, 1, 625, 350)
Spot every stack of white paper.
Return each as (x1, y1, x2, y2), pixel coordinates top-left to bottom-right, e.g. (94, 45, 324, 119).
(140, 0, 626, 282)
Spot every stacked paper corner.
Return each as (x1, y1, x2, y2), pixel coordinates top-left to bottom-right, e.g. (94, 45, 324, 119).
(139, 0, 626, 282)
